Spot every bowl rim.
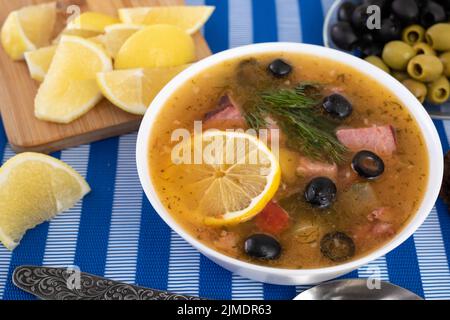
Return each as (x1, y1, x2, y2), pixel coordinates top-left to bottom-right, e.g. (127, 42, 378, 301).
(136, 42, 443, 278)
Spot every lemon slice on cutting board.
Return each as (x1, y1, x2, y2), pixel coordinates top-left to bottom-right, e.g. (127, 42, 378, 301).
(52, 28, 103, 45)
(115, 24, 196, 69)
(24, 45, 57, 82)
(118, 6, 215, 34)
(103, 24, 143, 58)
(35, 35, 112, 124)
(97, 64, 189, 115)
(174, 131, 281, 226)
(66, 11, 120, 33)
(1, 2, 56, 60)
(0, 153, 90, 250)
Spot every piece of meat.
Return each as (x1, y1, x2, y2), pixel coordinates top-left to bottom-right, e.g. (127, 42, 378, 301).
(205, 95, 244, 121)
(296, 157, 338, 181)
(336, 125, 397, 156)
(255, 201, 290, 235)
(352, 207, 396, 243)
(203, 94, 246, 130)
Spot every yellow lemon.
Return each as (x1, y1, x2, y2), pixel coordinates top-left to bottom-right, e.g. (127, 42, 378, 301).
(24, 45, 56, 82)
(172, 131, 281, 226)
(1, 2, 56, 60)
(35, 36, 112, 124)
(118, 6, 215, 34)
(97, 65, 189, 115)
(66, 11, 119, 33)
(103, 23, 143, 58)
(0, 152, 90, 250)
(115, 24, 196, 69)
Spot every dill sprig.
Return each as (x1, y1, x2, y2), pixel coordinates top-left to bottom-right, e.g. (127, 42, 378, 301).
(245, 82, 347, 163)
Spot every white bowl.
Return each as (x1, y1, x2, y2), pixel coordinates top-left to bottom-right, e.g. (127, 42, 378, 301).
(136, 42, 443, 285)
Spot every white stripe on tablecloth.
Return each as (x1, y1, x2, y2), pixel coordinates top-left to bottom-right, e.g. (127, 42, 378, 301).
(232, 274, 264, 300)
(414, 207, 450, 300)
(275, 0, 301, 42)
(358, 256, 390, 281)
(229, 0, 253, 48)
(442, 120, 450, 142)
(42, 144, 90, 268)
(167, 231, 200, 296)
(103, 133, 142, 284)
(0, 146, 17, 299)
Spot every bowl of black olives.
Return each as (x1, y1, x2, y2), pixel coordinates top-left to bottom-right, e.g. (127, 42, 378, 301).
(324, 0, 450, 115)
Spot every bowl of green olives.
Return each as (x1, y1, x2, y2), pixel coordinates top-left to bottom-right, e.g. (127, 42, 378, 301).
(324, 0, 450, 117)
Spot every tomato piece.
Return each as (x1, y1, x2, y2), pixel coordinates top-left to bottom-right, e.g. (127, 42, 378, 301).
(255, 201, 290, 235)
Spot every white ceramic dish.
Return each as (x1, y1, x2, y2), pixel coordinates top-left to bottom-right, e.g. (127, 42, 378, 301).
(136, 42, 443, 285)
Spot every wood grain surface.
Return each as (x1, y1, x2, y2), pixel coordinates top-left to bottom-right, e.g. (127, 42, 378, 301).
(0, 0, 212, 153)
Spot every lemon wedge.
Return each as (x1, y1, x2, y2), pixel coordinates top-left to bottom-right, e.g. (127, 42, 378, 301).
(115, 24, 195, 69)
(35, 36, 112, 124)
(118, 6, 214, 34)
(53, 28, 102, 44)
(1, 2, 56, 60)
(103, 24, 143, 58)
(66, 12, 119, 33)
(24, 45, 56, 82)
(173, 131, 280, 226)
(0, 152, 90, 250)
(97, 65, 189, 115)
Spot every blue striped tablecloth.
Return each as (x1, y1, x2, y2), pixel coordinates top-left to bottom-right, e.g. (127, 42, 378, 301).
(1, 0, 450, 300)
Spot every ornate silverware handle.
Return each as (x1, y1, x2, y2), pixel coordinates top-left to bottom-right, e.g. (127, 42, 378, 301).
(13, 266, 204, 300)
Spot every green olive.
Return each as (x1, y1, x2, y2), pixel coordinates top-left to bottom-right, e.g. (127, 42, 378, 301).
(382, 41, 416, 71)
(392, 71, 409, 82)
(402, 79, 427, 103)
(407, 54, 444, 82)
(425, 23, 450, 51)
(402, 25, 425, 45)
(413, 42, 436, 56)
(439, 52, 450, 77)
(364, 56, 390, 73)
(427, 76, 450, 105)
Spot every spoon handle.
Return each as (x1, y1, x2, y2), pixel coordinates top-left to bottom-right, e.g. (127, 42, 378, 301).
(13, 265, 204, 300)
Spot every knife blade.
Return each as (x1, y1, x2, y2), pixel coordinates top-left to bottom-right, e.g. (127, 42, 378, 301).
(13, 266, 204, 300)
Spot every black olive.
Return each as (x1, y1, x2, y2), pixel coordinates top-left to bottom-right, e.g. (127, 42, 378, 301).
(436, 0, 450, 10)
(338, 2, 356, 22)
(268, 59, 292, 78)
(391, 0, 419, 23)
(352, 150, 385, 179)
(304, 177, 337, 209)
(364, 0, 392, 15)
(320, 232, 356, 262)
(420, 1, 447, 28)
(374, 17, 402, 42)
(331, 22, 359, 51)
(351, 4, 371, 31)
(359, 41, 384, 57)
(322, 94, 353, 119)
(244, 234, 281, 260)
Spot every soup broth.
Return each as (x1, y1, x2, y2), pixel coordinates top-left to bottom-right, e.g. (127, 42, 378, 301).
(149, 52, 429, 269)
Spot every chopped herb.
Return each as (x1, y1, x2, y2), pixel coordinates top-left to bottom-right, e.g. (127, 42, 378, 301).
(244, 82, 347, 163)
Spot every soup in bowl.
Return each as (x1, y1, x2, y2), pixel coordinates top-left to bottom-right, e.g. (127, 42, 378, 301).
(136, 43, 443, 285)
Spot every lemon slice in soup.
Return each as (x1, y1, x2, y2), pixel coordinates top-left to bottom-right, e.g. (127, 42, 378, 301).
(174, 131, 280, 226)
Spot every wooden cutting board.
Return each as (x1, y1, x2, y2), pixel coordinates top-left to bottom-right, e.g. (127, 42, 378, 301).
(0, 0, 212, 153)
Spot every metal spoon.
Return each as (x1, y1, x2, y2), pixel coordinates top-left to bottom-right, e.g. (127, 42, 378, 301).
(294, 279, 423, 300)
